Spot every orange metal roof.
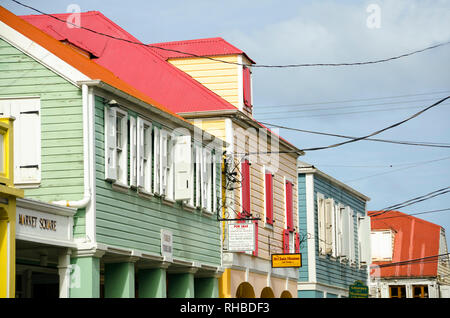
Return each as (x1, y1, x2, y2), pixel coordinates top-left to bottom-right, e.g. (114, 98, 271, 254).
(370, 210, 442, 278)
(0, 6, 187, 123)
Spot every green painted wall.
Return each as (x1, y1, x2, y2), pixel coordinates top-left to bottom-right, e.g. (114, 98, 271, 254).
(0, 38, 85, 235)
(94, 96, 221, 266)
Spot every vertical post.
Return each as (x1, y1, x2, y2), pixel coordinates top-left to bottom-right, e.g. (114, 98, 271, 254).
(167, 271, 196, 298)
(58, 248, 72, 298)
(138, 266, 167, 298)
(104, 261, 136, 298)
(70, 254, 102, 298)
(195, 277, 219, 298)
(218, 268, 231, 298)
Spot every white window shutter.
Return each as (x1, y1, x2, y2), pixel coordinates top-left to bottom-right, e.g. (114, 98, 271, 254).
(358, 215, 372, 265)
(341, 206, 350, 259)
(129, 116, 137, 188)
(195, 144, 202, 208)
(335, 204, 343, 257)
(212, 152, 217, 213)
(160, 130, 168, 196)
(104, 106, 117, 181)
(348, 208, 356, 263)
(174, 135, 192, 201)
(136, 117, 145, 188)
(324, 198, 334, 255)
(153, 127, 160, 194)
(317, 194, 326, 255)
(143, 121, 152, 192)
(1, 99, 41, 185)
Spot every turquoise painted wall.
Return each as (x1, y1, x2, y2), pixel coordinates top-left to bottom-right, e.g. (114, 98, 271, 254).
(298, 290, 323, 298)
(298, 172, 368, 293)
(298, 173, 309, 282)
(0, 38, 85, 236)
(94, 96, 222, 266)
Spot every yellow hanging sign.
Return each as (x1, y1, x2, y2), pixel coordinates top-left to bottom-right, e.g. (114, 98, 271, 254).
(271, 253, 302, 268)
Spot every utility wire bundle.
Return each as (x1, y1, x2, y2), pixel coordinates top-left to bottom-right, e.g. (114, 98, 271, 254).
(369, 186, 450, 218)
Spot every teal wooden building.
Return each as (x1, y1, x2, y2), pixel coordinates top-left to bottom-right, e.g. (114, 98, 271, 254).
(297, 162, 372, 298)
(0, 7, 223, 298)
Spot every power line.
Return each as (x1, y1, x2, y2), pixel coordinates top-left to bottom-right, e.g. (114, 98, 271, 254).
(369, 186, 450, 218)
(373, 208, 450, 220)
(343, 156, 450, 183)
(255, 90, 450, 109)
(371, 253, 450, 269)
(300, 95, 450, 151)
(11, 0, 450, 69)
(255, 96, 446, 116)
(255, 99, 450, 120)
(258, 121, 450, 149)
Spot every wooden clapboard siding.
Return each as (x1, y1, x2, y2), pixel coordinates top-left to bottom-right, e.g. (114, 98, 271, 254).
(94, 97, 221, 266)
(231, 121, 298, 260)
(169, 55, 240, 108)
(297, 173, 309, 282)
(312, 174, 368, 289)
(0, 39, 84, 204)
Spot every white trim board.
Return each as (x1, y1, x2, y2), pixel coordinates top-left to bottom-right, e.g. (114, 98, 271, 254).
(0, 20, 90, 86)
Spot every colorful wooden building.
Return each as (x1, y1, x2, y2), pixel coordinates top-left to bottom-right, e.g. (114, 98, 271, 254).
(370, 210, 450, 298)
(1, 6, 224, 298)
(0, 117, 24, 298)
(297, 162, 371, 297)
(19, 10, 304, 298)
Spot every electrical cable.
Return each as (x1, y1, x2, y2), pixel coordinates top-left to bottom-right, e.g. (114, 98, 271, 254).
(370, 253, 450, 269)
(10, 0, 450, 69)
(258, 121, 450, 149)
(255, 100, 450, 120)
(369, 186, 450, 218)
(255, 96, 446, 116)
(299, 95, 450, 151)
(256, 90, 450, 109)
(343, 156, 450, 183)
(372, 208, 450, 220)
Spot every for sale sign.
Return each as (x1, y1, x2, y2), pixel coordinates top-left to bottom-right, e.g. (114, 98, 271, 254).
(227, 223, 255, 252)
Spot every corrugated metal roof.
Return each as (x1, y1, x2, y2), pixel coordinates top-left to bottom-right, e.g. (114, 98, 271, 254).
(0, 7, 186, 123)
(20, 11, 237, 114)
(149, 37, 256, 63)
(370, 210, 442, 278)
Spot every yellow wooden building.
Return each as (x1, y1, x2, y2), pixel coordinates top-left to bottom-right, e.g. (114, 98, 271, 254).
(0, 116, 24, 298)
(150, 38, 303, 298)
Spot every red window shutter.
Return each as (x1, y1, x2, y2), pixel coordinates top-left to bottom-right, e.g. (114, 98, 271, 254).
(282, 229, 290, 254)
(295, 232, 300, 253)
(241, 160, 251, 217)
(252, 220, 258, 256)
(265, 173, 274, 225)
(243, 66, 252, 108)
(286, 180, 294, 232)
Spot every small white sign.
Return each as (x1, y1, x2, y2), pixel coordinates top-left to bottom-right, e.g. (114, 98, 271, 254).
(227, 223, 255, 252)
(16, 206, 71, 242)
(161, 229, 173, 262)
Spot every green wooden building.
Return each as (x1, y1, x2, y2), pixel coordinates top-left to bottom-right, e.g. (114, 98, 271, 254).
(0, 7, 224, 298)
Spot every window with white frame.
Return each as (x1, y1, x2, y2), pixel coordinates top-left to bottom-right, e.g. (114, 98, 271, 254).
(192, 143, 216, 212)
(0, 98, 41, 186)
(317, 193, 357, 263)
(137, 117, 152, 194)
(104, 106, 128, 185)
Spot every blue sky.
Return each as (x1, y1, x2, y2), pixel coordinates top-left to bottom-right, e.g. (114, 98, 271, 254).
(3, 0, 450, 247)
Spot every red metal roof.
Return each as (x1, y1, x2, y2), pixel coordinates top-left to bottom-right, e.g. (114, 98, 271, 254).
(369, 210, 442, 278)
(19, 11, 300, 153)
(20, 12, 237, 114)
(149, 37, 256, 63)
